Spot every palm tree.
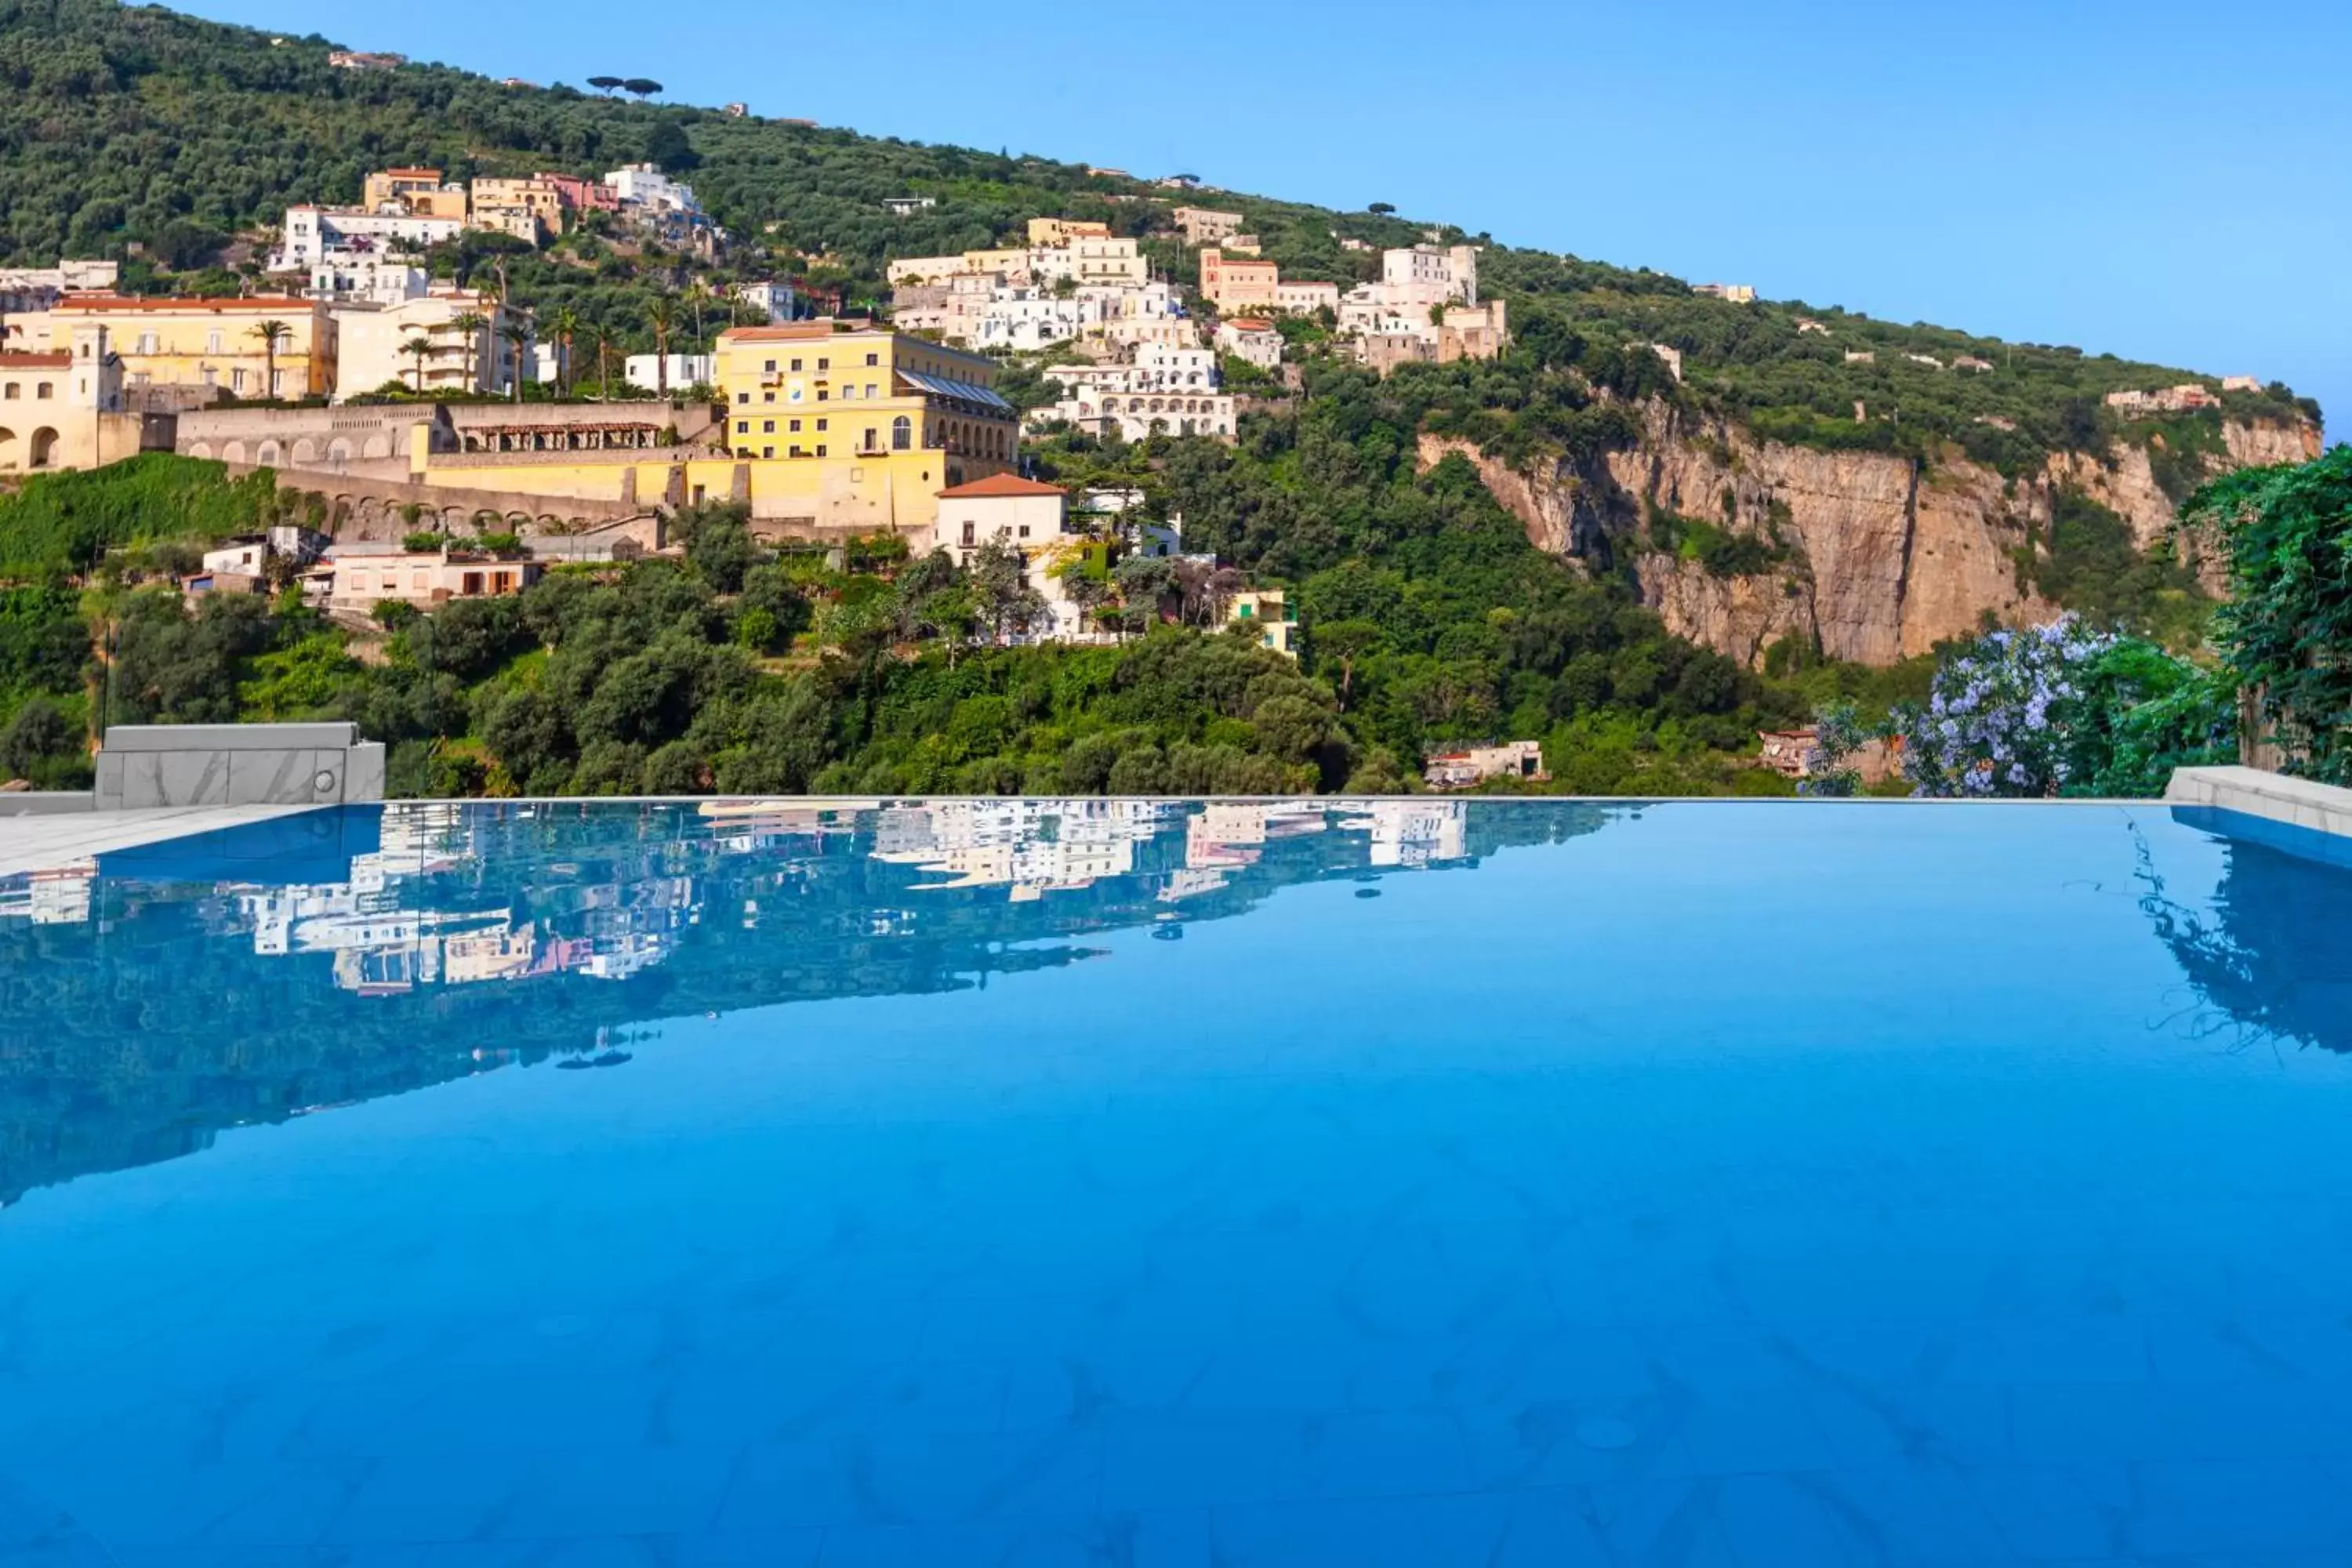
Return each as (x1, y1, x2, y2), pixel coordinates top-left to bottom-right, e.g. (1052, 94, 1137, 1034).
(401, 336, 435, 394)
(499, 321, 532, 404)
(646, 296, 677, 397)
(546, 306, 582, 398)
(448, 310, 489, 393)
(249, 319, 292, 401)
(586, 326, 612, 400)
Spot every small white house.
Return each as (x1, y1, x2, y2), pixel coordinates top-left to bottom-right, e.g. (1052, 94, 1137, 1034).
(623, 352, 713, 392)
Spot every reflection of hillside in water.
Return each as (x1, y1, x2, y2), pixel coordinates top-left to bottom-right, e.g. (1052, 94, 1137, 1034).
(2143, 808, 2352, 1056)
(0, 798, 1617, 1203)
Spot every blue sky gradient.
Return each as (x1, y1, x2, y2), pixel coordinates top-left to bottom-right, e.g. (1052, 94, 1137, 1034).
(201, 0, 2347, 434)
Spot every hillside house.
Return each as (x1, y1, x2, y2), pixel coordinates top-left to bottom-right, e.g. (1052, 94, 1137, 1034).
(1424, 740, 1545, 790)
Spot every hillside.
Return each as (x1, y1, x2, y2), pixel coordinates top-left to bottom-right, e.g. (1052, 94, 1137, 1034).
(0, 0, 2321, 464)
(0, 0, 2321, 805)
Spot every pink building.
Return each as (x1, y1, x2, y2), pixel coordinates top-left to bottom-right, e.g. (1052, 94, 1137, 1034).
(535, 172, 620, 214)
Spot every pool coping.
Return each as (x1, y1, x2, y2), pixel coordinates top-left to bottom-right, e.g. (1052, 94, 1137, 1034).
(2162, 765, 2352, 840)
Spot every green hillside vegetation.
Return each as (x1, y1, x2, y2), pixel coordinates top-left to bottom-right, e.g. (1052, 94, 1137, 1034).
(0, 452, 1934, 797)
(0, 0, 2317, 474)
(0, 0, 2310, 798)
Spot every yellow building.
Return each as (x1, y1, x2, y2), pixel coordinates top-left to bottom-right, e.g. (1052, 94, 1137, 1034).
(48, 296, 336, 401)
(884, 249, 1030, 286)
(0, 325, 144, 474)
(1026, 217, 1111, 245)
(470, 177, 567, 238)
(363, 167, 468, 220)
(401, 321, 1021, 540)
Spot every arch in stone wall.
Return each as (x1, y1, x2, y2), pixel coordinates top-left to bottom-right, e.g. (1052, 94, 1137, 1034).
(328, 438, 354, 464)
(291, 439, 318, 466)
(186, 441, 214, 459)
(222, 441, 247, 465)
(256, 440, 283, 466)
(361, 434, 393, 460)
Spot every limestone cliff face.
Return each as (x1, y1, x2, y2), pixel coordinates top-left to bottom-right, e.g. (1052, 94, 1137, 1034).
(1420, 405, 2321, 667)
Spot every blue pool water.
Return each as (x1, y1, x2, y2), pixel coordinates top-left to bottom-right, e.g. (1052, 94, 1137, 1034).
(4, 798, 2352, 1566)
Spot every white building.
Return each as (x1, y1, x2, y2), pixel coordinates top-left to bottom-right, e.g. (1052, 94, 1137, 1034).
(735, 280, 797, 323)
(604, 164, 699, 215)
(974, 288, 1104, 352)
(333, 293, 524, 400)
(624, 352, 715, 392)
(931, 474, 1109, 644)
(1029, 236, 1149, 289)
(1037, 346, 1236, 442)
(309, 255, 430, 307)
(0, 260, 119, 314)
(1215, 318, 1283, 372)
(275, 205, 466, 269)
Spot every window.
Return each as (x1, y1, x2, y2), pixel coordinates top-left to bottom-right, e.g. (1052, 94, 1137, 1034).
(34, 382, 52, 400)
(789, 358, 803, 372)
(891, 415, 911, 451)
(815, 445, 826, 457)
(764, 358, 777, 372)
(233, 368, 248, 392)
(137, 332, 158, 354)
(201, 367, 217, 387)
(762, 445, 774, 459)
(1018, 525, 1030, 539)
(737, 392, 750, 405)
(960, 521, 975, 545)
(205, 330, 223, 354)
(737, 420, 750, 434)
(862, 426, 878, 450)
(865, 383, 878, 398)
(865, 352, 879, 367)
(789, 419, 801, 432)
(816, 388, 828, 401)
(2, 383, 16, 400)
(789, 445, 804, 458)
(762, 419, 775, 434)
(763, 391, 775, 403)
(815, 418, 827, 431)
(817, 357, 829, 370)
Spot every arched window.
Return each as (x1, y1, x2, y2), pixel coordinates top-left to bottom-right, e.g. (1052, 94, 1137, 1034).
(256, 441, 283, 466)
(891, 415, 911, 451)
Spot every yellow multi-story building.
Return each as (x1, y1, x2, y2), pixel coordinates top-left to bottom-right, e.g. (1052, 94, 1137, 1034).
(363, 167, 469, 220)
(46, 296, 336, 401)
(470, 177, 567, 239)
(399, 321, 1021, 540)
(1026, 217, 1111, 245)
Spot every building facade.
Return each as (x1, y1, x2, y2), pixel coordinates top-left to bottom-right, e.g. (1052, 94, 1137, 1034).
(0, 325, 138, 474)
(49, 295, 336, 401)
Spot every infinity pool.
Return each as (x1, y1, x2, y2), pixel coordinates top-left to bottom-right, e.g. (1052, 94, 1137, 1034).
(3, 798, 2351, 1566)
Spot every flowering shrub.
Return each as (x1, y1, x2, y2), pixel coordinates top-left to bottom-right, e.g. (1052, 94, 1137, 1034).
(1798, 702, 1871, 797)
(1898, 617, 2232, 797)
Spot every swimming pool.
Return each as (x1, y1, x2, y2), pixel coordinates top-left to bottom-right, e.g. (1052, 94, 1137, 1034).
(3, 798, 2350, 1565)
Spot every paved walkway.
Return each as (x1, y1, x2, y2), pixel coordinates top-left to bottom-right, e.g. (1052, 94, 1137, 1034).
(0, 804, 321, 877)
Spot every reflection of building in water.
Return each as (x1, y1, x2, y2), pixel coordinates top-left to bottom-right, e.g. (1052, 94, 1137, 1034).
(219, 799, 694, 992)
(1167, 803, 1332, 897)
(1337, 799, 1468, 867)
(873, 799, 1178, 900)
(0, 861, 96, 925)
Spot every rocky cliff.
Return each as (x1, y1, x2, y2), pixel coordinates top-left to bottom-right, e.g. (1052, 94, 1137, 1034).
(1421, 409, 2321, 667)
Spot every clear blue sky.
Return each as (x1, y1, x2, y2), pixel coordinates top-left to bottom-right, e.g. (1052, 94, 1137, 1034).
(204, 0, 2347, 435)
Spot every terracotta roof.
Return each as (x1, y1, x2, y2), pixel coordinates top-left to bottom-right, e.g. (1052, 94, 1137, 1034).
(718, 323, 840, 342)
(936, 474, 1067, 500)
(1225, 318, 1275, 331)
(58, 294, 313, 313)
(0, 352, 71, 368)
